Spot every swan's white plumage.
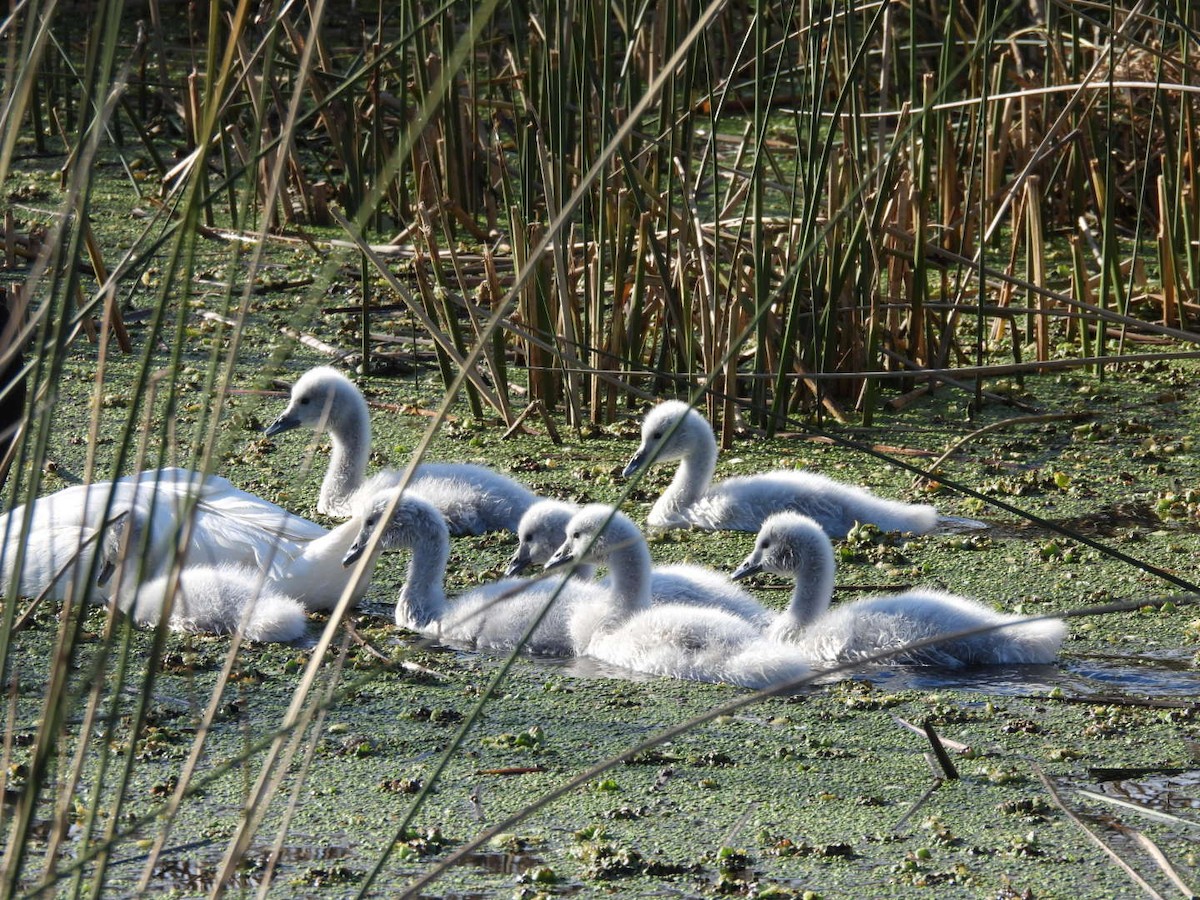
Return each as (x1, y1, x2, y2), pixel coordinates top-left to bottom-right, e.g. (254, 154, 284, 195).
(509, 499, 771, 624)
(99, 507, 305, 641)
(732, 512, 1065, 666)
(265, 367, 538, 534)
(546, 505, 808, 689)
(0, 468, 328, 604)
(623, 401, 939, 537)
(345, 490, 606, 656)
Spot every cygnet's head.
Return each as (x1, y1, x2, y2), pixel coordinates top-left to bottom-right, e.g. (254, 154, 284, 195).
(622, 400, 709, 477)
(731, 511, 825, 581)
(342, 489, 446, 566)
(505, 499, 578, 577)
(264, 366, 360, 437)
(544, 504, 635, 571)
(96, 506, 146, 587)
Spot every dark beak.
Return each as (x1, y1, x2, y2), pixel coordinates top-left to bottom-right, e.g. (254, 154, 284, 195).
(621, 447, 648, 478)
(543, 545, 574, 572)
(264, 411, 299, 437)
(342, 539, 366, 567)
(730, 558, 761, 581)
(96, 559, 116, 587)
(504, 551, 529, 578)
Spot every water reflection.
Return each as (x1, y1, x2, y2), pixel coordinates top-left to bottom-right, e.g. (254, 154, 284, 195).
(1097, 769, 1200, 812)
(522, 648, 1200, 701)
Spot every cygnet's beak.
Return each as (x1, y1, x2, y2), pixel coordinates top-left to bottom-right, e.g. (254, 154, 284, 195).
(543, 543, 574, 572)
(342, 534, 368, 567)
(504, 550, 530, 578)
(730, 556, 761, 581)
(96, 559, 116, 587)
(621, 447, 649, 478)
(263, 409, 299, 437)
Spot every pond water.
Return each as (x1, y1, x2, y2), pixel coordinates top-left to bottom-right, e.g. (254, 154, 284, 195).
(450, 643, 1200, 703)
(868, 649, 1200, 699)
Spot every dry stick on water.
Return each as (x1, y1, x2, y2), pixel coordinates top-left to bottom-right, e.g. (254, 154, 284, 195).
(1074, 790, 1200, 833)
(892, 716, 970, 751)
(501, 400, 562, 443)
(340, 617, 446, 679)
(1032, 763, 1168, 900)
(1114, 824, 1200, 899)
(922, 721, 959, 781)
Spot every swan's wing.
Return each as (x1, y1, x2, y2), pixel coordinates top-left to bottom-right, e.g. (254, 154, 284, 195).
(701, 471, 938, 536)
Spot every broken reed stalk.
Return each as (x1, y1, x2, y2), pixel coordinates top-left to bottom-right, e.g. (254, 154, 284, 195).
(1032, 763, 1169, 900)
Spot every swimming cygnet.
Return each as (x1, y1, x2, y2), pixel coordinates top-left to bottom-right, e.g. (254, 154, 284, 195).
(623, 401, 940, 537)
(732, 512, 1066, 667)
(342, 490, 608, 656)
(545, 505, 810, 689)
(507, 498, 771, 625)
(264, 367, 537, 534)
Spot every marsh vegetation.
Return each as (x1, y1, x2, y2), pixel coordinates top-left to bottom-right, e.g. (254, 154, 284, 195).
(1, 1, 1199, 897)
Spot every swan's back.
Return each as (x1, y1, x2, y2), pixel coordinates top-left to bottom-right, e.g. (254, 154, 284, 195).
(0, 469, 328, 603)
(349, 464, 537, 536)
(780, 589, 1065, 667)
(435, 575, 607, 657)
(407, 462, 538, 535)
(584, 603, 757, 679)
(121, 563, 308, 643)
(584, 604, 807, 688)
(698, 470, 939, 537)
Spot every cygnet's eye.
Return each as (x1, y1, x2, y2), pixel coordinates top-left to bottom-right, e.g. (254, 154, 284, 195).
(650, 430, 662, 440)
(760, 540, 771, 550)
(299, 395, 310, 405)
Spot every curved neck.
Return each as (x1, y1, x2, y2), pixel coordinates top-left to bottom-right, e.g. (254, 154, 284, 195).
(650, 429, 716, 523)
(319, 397, 371, 516)
(782, 536, 836, 630)
(397, 528, 450, 630)
(596, 530, 653, 630)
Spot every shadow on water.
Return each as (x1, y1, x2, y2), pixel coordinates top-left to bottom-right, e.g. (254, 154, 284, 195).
(976, 500, 1200, 539)
(858, 649, 1200, 699)
(129, 841, 352, 892)
(520, 648, 1200, 706)
(1091, 769, 1200, 813)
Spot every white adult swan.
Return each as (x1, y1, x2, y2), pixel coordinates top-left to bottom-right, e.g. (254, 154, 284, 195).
(81, 488, 381, 613)
(507, 498, 771, 625)
(622, 401, 940, 537)
(99, 512, 307, 642)
(0, 468, 328, 604)
(731, 512, 1065, 666)
(342, 490, 608, 656)
(544, 505, 809, 689)
(264, 367, 538, 534)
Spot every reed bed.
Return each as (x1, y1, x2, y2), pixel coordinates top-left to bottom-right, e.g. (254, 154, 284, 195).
(1, 0, 1199, 896)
